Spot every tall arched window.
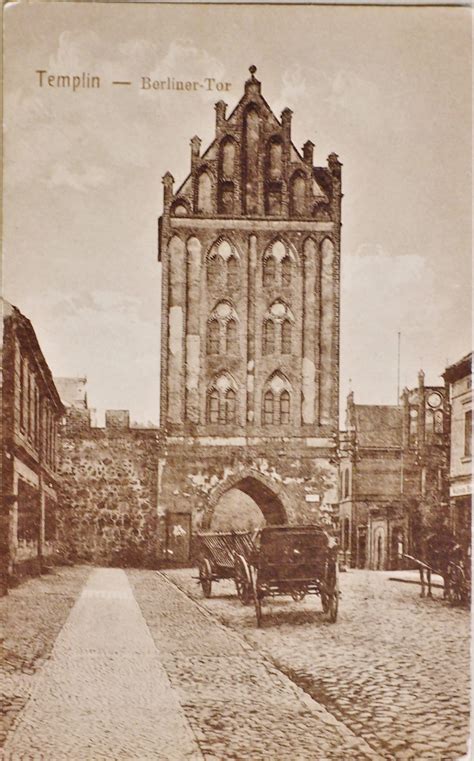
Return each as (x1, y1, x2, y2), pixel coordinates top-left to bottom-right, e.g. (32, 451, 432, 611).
(263, 390, 274, 425)
(281, 320, 292, 354)
(290, 173, 306, 216)
(225, 389, 236, 423)
(243, 107, 260, 214)
(207, 320, 220, 354)
(197, 171, 213, 214)
(220, 139, 236, 178)
(227, 255, 239, 288)
(268, 140, 283, 179)
(207, 374, 238, 425)
(425, 409, 434, 435)
(208, 389, 219, 423)
(263, 320, 275, 355)
(280, 390, 290, 424)
(226, 319, 238, 354)
(281, 256, 292, 286)
(263, 256, 276, 286)
(207, 256, 221, 286)
(218, 182, 235, 215)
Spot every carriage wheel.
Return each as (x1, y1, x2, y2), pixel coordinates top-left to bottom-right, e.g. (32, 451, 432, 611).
(234, 554, 252, 606)
(326, 562, 339, 623)
(254, 589, 263, 628)
(291, 588, 306, 602)
(249, 565, 263, 627)
(327, 591, 339, 622)
(199, 558, 213, 598)
(320, 590, 329, 613)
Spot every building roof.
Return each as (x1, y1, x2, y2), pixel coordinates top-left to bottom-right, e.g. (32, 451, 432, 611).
(443, 352, 472, 384)
(2, 298, 64, 412)
(353, 405, 403, 448)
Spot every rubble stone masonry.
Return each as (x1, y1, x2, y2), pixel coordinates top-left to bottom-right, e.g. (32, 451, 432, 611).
(58, 410, 164, 567)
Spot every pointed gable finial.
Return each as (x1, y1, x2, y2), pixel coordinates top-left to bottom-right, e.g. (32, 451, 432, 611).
(215, 100, 227, 132)
(162, 172, 174, 209)
(245, 65, 261, 95)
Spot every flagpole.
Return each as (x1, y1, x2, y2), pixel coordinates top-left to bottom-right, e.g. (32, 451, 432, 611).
(397, 331, 401, 404)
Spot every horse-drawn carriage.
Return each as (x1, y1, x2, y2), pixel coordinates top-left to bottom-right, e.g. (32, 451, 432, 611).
(196, 530, 255, 602)
(401, 541, 471, 606)
(197, 524, 340, 626)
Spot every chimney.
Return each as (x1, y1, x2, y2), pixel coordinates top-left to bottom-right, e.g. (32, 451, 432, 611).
(327, 152, 342, 178)
(303, 140, 314, 166)
(215, 101, 227, 131)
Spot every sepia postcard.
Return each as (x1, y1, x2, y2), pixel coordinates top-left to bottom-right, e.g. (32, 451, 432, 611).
(1, 2, 471, 759)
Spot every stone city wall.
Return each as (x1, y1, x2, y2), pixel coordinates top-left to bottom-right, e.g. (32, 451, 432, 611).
(58, 410, 165, 567)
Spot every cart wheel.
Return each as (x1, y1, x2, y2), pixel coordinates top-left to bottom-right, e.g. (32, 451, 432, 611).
(249, 565, 263, 627)
(291, 588, 306, 602)
(234, 554, 252, 605)
(320, 591, 329, 613)
(199, 558, 212, 598)
(327, 592, 338, 623)
(326, 561, 339, 622)
(254, 591, 262, 628)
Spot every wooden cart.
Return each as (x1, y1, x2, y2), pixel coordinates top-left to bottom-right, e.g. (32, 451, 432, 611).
(234, 524, 340, 627)
(196, 530, 256, 603)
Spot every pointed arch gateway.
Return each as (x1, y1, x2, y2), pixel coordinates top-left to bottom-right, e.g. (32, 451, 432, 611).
(203, 471, 288, 529)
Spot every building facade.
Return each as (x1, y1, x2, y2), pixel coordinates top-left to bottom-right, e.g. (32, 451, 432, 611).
(339, 371, 449, 570)
(443, 352, 472, 552)
(1, 300, 64, 591)
(156, 67, 341, 550)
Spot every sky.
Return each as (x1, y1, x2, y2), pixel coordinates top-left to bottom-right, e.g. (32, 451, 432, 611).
(3, 3, 472, 424)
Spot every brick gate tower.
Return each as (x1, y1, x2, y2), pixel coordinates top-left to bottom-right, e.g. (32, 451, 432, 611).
(157, 67, 341, 559)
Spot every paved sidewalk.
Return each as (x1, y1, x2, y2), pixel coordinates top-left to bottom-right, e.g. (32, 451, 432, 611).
(2, 568, 201, 761)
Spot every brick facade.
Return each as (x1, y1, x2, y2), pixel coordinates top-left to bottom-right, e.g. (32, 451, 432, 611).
(339, 371, 450, 570)
(1, 300, 64, 592)
(157, 67, 340, 544)
(443, 352, 472, 552)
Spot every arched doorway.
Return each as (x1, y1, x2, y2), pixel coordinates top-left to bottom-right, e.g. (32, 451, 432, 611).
(211, 489, 266, 532)
(204, 473, 288, 529)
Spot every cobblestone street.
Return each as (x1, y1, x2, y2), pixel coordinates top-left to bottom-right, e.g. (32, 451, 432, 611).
(0, 565, 470, 760)
(165, 568, 470, 761)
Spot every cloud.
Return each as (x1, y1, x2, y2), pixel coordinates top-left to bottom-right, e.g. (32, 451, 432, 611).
(48, 163, 108, 191)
